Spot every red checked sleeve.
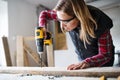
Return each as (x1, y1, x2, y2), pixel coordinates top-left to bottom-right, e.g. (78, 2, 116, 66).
(39, 10, 57, 27)
(85, 30, 113, 67)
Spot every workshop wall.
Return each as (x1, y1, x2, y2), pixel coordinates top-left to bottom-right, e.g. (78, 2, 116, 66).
(7, 0, 37, 66)
(104, 6, 120, 52)
(104, 6, 120, 66)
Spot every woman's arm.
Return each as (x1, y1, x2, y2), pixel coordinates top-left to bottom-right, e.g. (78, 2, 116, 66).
(39, 10, 57, 27)
(85, 30, 113, 67)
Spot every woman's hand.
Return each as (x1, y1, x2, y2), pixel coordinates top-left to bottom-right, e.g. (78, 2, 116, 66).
(67, 61, 90, 70)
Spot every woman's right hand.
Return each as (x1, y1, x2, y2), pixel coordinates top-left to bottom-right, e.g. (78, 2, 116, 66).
(67, 61, 90, 70)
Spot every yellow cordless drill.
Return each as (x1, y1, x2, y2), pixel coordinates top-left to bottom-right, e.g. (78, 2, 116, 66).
(35, 27, 52, 66)
(35, 27, 44, 55)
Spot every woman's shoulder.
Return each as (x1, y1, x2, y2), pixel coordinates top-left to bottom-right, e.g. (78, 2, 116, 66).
(87, 5, 102, 12)
(87, 5, 102, 22)
(87, 5, 103, 16)
(87, 5, 112, 23)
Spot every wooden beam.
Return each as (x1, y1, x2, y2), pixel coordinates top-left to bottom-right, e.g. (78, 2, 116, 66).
(2, 36, 12, 66)
(24, 43, 46, 67)
(16, 36, 24, 66)
(46, 44, 54, 67)
(24, 50, 29, 66)
(0, 67, 119, 77)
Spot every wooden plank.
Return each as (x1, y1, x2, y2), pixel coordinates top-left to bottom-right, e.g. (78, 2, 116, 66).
(24, 50, 29, 66)
(16, 36, 24, 66)
(2, 36, 12, 66)
(46, 44, 54, 67)
(0, 67, 119, 77)
(24, 43, 46, 67)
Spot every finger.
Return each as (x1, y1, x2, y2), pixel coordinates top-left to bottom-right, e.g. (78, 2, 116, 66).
(80, 63, 86, 69)
(73, 63, 82, 70)
(81, 62, 90, 69)
(67, 64, 75, 70)
(74, 62, 87, 69)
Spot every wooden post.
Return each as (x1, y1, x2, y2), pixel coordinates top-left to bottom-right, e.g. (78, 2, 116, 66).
(2, 36, 12, 66)
(16, 36, 24, 66)
(24, 50, 29, 66)
(46, 44, 54, 67)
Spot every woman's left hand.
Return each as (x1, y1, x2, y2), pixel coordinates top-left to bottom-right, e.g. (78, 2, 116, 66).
(67, 61, 90, 70)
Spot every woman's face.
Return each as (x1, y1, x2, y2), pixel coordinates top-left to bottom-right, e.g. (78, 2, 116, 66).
(57, 11, 79, 31)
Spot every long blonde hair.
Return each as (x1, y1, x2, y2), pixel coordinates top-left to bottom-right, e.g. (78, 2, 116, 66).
(54, 0, 97, 47)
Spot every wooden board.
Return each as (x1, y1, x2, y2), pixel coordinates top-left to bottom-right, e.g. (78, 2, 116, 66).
(16, 36, 24, 66)
(2, 36, 12, 66)
(0, 67, 120, 78)
(46, 44, 54, 67)
(24, 43, 46, 67)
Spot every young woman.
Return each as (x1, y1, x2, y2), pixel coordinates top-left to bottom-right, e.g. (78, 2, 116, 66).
(39, 0, 115, 70)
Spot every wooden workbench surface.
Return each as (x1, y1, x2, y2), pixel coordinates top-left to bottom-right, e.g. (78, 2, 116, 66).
(0, 67, 120, 78)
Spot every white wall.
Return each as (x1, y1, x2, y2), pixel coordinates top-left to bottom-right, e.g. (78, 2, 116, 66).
(7, 0, 37, 66)
(104, 6, 120, 52)
(103, 6, 120, 66)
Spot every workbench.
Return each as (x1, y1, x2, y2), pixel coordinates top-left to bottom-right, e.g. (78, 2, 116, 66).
(0, 67, 120, 80)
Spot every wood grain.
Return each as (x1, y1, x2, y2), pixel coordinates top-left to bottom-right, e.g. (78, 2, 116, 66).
(0, 67, 119, 77)
(2, 36, 12, 66)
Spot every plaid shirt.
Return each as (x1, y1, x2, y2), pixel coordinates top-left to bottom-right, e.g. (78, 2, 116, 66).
(39, 10, 113, 67)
